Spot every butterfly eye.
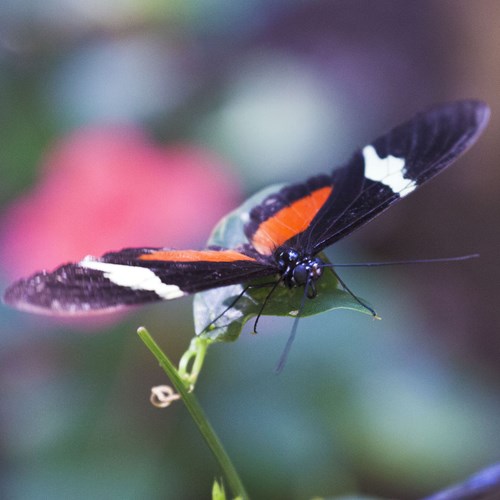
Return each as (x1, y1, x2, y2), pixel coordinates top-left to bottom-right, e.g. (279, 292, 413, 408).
(292, 264, 309, 286)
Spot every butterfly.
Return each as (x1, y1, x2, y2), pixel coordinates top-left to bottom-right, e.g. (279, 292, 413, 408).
(3, 100, 490, 319)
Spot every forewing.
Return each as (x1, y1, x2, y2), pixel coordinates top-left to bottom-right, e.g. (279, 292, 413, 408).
(3, 247, 276, 315)
(309, 100, 490, 252)
(244, 161, 364, 256)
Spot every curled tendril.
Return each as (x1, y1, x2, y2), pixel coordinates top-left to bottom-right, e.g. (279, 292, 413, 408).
(150, 385, 181, 408)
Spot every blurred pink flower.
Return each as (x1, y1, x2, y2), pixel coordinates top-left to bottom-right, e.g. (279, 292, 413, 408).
(1, 126, 240, 281)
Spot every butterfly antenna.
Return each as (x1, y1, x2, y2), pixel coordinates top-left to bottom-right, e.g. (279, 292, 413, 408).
(253, 278, 283, 334)
(329, 253, 480, 268)
(275, 280, 310, 374)
(329, 267, 378, 318)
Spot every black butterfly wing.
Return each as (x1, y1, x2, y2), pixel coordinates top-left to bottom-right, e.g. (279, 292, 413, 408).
(3, 247, 276, 315)
(245, 100, 489, 256)
(307, 100, 490, 253)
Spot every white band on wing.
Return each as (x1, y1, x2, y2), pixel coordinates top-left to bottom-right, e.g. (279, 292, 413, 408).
(363, 144, 416, 197)
(80, 258, 185, 300)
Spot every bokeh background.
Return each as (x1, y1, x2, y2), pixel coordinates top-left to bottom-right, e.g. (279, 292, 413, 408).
(1, 2, 500, 499)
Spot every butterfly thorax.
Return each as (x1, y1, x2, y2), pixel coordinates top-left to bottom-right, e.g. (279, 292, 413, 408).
(275, 247, 324, 294)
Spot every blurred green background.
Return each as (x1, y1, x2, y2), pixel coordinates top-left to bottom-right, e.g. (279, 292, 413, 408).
(1, 2, 500, 499)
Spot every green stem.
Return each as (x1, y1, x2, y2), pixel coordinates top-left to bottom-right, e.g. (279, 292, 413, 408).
(137, 327, 249, 500)
(178, 336, 210, 387)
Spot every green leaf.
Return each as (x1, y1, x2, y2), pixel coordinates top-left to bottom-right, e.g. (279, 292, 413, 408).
(193, 184, 373, 342)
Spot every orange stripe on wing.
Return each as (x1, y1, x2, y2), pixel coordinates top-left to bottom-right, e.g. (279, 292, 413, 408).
(139, 249, 256, 263)
(251, 185, 332, 255)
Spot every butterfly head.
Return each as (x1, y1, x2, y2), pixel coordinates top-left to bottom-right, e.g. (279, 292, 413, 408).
(275, 247, 324, 294)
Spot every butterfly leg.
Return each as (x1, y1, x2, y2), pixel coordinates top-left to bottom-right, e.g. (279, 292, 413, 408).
(307, 281, 317, 298)
(252, 278, 283, 334)
(330, 268, 378, 317)
(201, 281, 279, 334)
